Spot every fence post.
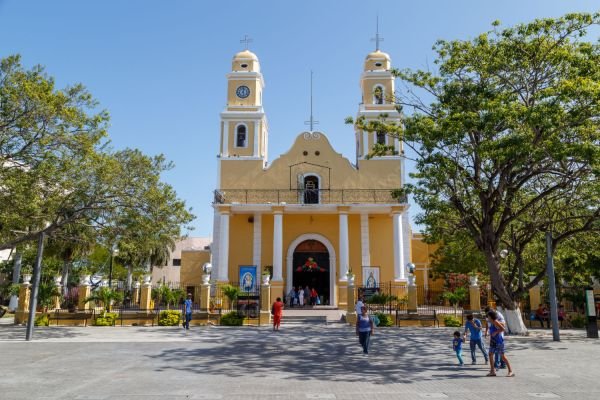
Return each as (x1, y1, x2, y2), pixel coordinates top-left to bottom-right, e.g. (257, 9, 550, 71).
(15, 283, 31, 324)
(408, 279, 418, 313)
(78, 282, 91, 311)
(529, 278, 542, 312)
(469, 277, 481, 311)
(132, 282, 140, 306)
(346, 283, 357, 324)
(259, 283, 271, 325)
(140, 281, 152, 310)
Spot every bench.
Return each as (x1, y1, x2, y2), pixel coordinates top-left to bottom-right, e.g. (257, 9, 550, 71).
(396, 310, 438, 327)
(52, 309, 95, 326)
(118, 309, 157, 326)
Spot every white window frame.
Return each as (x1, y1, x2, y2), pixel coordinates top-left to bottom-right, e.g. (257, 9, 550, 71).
(234, 123, 248, 148)
(372, 84, 385, 105)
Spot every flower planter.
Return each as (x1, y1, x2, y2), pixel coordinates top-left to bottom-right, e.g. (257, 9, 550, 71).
(22, 274, 32, 284)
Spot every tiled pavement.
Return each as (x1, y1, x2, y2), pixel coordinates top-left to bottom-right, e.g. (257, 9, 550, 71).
(1, 323, 598, 400)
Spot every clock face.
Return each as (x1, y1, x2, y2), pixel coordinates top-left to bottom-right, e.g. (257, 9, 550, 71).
(236, 85, 250, 98)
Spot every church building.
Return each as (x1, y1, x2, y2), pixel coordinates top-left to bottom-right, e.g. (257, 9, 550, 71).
(183, 44, 435, 306)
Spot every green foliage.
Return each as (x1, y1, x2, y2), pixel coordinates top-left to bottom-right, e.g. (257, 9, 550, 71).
(35, 314, 49, 326)
(221, 284, 242, 303)
(365, 293, 398, 305)
(36, 281, 62, 311)
(93, 312, 118, 326)
(158, 310, 182, 326)
(352, 13, 600, 314)
(570, 314, 586, 329)
(152, 285, 184, 309)
(374, 312, 394, 327)
(444, 315, 462, 327)
(441, 287, 467, 309)
(220, 311, 244, 326)
(85, 287, 123, 316)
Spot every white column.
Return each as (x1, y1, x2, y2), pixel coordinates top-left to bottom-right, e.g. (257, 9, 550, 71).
(402, 211, 411, 269)
(362, 131, 368, 158)
(218, 211, 230, 281)
(222, 121, 229, 156)
(360, 213, 371, 267)
(211, 210, 220, 279)
(253, 121, 259, 157)
(272, 211, 283, 281)
(339, 211, 349, 279)
(393, 212, 406, 281)
(252, 213, 262, 269)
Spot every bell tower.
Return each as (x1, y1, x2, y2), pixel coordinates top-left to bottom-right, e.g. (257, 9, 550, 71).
(219, 46, 268, 163)
(354, 31, 402, 161)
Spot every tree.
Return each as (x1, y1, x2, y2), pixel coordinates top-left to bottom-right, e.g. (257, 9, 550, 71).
(352, 13, 600, 333)
(85, 287, 123, 316)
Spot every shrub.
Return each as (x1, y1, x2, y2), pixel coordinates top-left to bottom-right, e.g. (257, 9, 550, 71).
(35, 314, 49, 326)
(158, 310, 182, 326)
(571, 314, 586, 329)
(374, 312, 394, 327)
(444, 315, 462, 327)
(220, 311, 244, 326)
(93, 312, 118, 326)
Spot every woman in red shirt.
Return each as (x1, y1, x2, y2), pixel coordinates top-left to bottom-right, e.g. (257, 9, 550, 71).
(272, 297, 284, 331)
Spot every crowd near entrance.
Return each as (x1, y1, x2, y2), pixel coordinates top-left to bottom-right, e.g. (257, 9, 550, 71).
(291, 240, 330, 306)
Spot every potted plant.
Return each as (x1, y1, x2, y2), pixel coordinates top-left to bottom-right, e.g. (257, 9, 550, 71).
(262, 267, 272, 285)
(346, 269, 355, 285)
(21, 265, 33, 284)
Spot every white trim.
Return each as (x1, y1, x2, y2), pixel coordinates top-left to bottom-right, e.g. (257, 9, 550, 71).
(252, 213, 262, 269)
(285, 233, 337, 306)
(372, 84, 385, 105)
(301, 173, 322, 204)
(233, 122, 248, 148)
(273, 212, 283, 281)
(360, 213, 371, 266)
(393, 212, 406, 281)
(211, 210, 220, 279)
(253, 121, 259, 157)
(222, 121, 229, 156)
(218, 213, 230, 281)
(339, 212, 349, 280)
(227, 204, 407, 214)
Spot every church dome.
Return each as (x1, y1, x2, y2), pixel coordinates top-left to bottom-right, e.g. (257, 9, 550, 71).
(232, 50, 260, 72)
(364, 50, 391, 71)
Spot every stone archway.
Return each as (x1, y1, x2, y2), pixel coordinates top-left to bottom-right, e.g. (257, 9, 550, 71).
(286, 233, 337, 306)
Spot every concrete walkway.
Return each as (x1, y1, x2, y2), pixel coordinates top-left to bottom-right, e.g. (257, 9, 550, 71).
(1, 324, 598, 400)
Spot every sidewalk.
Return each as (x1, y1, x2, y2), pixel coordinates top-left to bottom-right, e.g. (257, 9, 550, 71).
(1, 324, 599, 399)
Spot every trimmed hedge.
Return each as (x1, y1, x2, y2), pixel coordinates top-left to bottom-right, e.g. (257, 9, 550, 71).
(158, 310, 182, 326)
(220, 311, 244, 326)
(94, 312, 118, 326)
(444, 315, 462, 327)
(35, 314, 49, 326)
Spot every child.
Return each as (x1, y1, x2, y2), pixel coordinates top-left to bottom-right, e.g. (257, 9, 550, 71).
(453, 331, 464, 366)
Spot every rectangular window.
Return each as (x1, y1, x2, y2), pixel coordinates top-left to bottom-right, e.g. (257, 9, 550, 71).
(172, 259, 181, 266)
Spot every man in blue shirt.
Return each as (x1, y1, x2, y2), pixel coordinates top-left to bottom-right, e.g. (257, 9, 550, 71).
(183, 293, 193, 330)
(463, 314, 488, 364)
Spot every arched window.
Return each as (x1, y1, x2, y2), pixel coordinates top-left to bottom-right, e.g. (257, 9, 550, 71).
(236, 124, 247, 147)
(373, 85, 384, 105)
(376, 131, 386, 145)
(303, 175, 319, 204)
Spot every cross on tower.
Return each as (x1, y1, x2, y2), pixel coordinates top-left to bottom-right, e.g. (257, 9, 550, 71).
(370, 16, 384, 51)
(240, 34, 253, 50)
(304, 70, 319, 132)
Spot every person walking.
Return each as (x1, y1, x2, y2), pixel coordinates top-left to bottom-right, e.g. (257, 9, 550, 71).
(310, 288, 318, 306)
(464, 314, 488, 364)
(356, 306, 374, 354)
(486, 310, 514, 377)
(452, 331, 464, 366)
(183, 293, 193, 330)
(298, 286, 305, 307)
(484, 306, 506, 369)
(355, 296, 365, 315)
(272, 297, 284, 331)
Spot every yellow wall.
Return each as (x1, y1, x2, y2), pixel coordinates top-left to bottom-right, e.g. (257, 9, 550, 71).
(180, 250, 211, 285)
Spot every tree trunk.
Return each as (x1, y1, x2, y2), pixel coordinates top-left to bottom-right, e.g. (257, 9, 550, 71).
(61, 260, 70, 296)
(8, 252, 22, 311)
(484, 246, 528, 334)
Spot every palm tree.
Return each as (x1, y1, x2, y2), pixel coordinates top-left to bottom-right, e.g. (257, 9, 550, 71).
(85, 287, 124, 317)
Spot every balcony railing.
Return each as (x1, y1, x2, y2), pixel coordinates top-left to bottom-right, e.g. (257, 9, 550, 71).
(213, 189, 407, 205)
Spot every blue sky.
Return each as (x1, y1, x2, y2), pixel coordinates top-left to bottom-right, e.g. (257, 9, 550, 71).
(1, 1, 598, 237)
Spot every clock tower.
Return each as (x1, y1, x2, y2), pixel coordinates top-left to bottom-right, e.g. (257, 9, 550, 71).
(219, 49, 269, 162)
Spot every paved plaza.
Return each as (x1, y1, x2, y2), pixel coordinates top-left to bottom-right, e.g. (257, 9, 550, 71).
(1, 322, 599, 400)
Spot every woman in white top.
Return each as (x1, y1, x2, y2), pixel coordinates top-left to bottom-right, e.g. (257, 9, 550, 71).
(298, 287, 305, 307)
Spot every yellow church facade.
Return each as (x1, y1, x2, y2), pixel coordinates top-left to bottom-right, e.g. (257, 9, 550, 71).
(182, 47, 437, 305)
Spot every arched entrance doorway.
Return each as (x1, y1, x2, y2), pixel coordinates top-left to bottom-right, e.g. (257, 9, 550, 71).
(292, 239, 330, 305)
